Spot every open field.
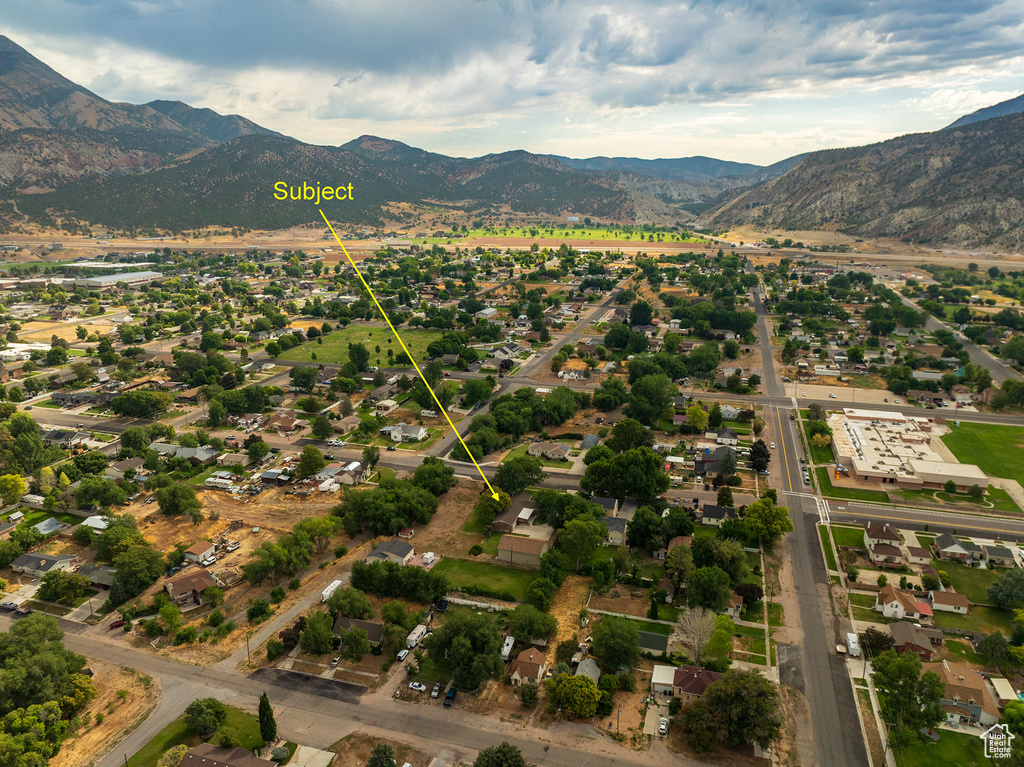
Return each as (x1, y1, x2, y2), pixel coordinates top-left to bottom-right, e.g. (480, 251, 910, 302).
(816, 467, 890, 503)
(932, 605, 1015, 635)
(431, 558, 538, 602)
(942, 422, 1024, 485)
(933, 559, 1000, 604)
(278, 323, 443, 367)
(830, 524, 866, 549)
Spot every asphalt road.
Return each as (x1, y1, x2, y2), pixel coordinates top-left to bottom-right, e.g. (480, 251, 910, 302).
(826, 501, 1024, 540)
(754, 288, 869, 767)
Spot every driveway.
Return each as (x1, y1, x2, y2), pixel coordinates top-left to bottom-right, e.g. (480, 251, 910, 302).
(642, 701, 669, 737)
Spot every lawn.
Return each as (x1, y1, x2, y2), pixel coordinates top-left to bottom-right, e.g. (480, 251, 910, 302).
(933, 605, 1016, 635)
(816, 467, 890, 503)
(935, 559, 1000, 604)
(803, 421, 836, 465)
(830, 524, 867, 549)
(894, 729, 987, 767)
(894, 486, 1020, 514)
(849, 593, 877, 609)
(431, 558, 539, 602)
(411, 653, 455, 687)
(766, 602, 784, 627)
(501, 443, 572, 469)
(852, 605, 894, 624)
(278, 323, 444, 368)
(618, 617, 673, 635)
(126, 706, 263, 767)
(818, 526, 838, 571)
(943, 421, 1024, 485)
(943, 638, 986, 666)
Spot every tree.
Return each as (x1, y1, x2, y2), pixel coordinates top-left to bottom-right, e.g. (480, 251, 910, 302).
(288, 366, 318, 392)
(109, 546, 165, 605)
(943, 479, 957, 494)
(625, 506, 665, 553)
(750, 439, 771, 472)
(989, 568, 1024, 609)
(311, 414, 333, 439)
(294, 517, 339, 556)
(362, 445, 380, 470)
(0, 474, 27, 505)
(590, 616, 640, 672)
(678, 607, 717, 667)
(184, 698, 227, 736)
(412, 456, 456, 495)
(871, 650, 944, 746)
(665, 544, 693, 590)
(300, 610, 335, 655)
(348, 343, 370, 372)
(247, 439, 270, 462)
(734, 582, 763, 605)
(968, 484, 984, 500)
(338, 627, 371, 662)
(627, 374, 675, 426)
(157, 484, 203, 524)
(708, 402, 723, 429)
(744, 498, 793, 547)
(506, 604, 558, 643)
(685, 405, 708, 434)
(559, 516, 607, 572)
(367, 744, 396, 767)
(605, 418, 654, 453)
(701, 669, 785, 749)
(75, 476, 128, 509)
(38, 571, 91, 604)
(716, 486, 734, 507)
(473, 742, 527, 767)
(688, 566, 732, 611)
(327, 587, 374, 619)
(424, 610, 503, 689)
(629, 300, 653, 326)
(296, 445, 327, 479)
(579, 447, 669, 502)
(977, 631, 1009, 668)
(859, 627, 894, 656)
(494, 456, 546, 496)
(545, 673, 602, 717)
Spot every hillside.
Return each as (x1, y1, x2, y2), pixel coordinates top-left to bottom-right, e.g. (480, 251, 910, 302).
(146, 100, 288, 143)
(947, 93, 1024, 129)
(551, 154, 760, 181)
(703, 113, 1024, 248)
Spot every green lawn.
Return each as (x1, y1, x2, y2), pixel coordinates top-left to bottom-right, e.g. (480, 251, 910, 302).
(432, 558, 539, 602)
(412, 653, 455, 687)
(893, 486, 1020, 513)
(766, 602, 784, 627)
(943, 638, 986, 666)
(849, 593, 877, 609)
(935, 559, 999, 604)
(831, 524, 867, 549)
(278, 323, 444, 367)
(618, 617, 673, 635)
(501, 443, 572, 469)
(818, 526, 838, 571)
(816, 467, 890, 503)
(943, 421, 1024, 485)
(852, 605, 894, 624)
(126, 706, 264, 767)
(933, 605, 1016, 635)
(894, 729, 987, 767)
(803, 421, 836, 464)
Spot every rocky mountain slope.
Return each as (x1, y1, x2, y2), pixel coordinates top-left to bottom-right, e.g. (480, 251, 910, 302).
(947, 93, 1024, 129)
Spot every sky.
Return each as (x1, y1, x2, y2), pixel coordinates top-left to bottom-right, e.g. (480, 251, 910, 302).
(5, 0, 1024, 165)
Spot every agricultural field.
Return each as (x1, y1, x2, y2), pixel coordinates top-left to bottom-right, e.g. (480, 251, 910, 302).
(278, 323, 444, 367)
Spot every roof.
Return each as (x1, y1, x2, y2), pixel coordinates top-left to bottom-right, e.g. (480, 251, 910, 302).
(889, 621, 932, 650)
(79, 563, 116, 587)
(651, 664, 676, 686)
(591, 496, 617, 512)
(933, 532, 966, 551)
(11, 553, 73, 572)
(701, 504, 734, 520)
(871, 543, 903, 558)
(605, 517, 628, 534)
(581, 434, 599, 449)
(907, 546, 930, 559)
(575, 658, 601, 684)
(180, 743, 276, 767)
(185, 541, 214, 556)
(497, 535, 549, 556)
(930, 590, 970, 608)
(865, 522, 901, 542)
(509, 648, 546, 680)
(31, 517, 63, 536)
(985, 545, 1014, 559)
(368, 539, 414, 559)
(165, 570, 217, 594)
(332, 615, 384, 644)
(922, 660, 1001, 720)
(878, 585, 919, 614)
(672, 664, 722, 696)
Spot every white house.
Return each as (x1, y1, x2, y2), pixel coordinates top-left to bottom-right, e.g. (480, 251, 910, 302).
(390, 423, 427, 442)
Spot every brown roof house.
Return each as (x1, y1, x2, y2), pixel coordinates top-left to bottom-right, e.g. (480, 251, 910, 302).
(875, 585, 933, 623)
(497, 535, 550, 569)
(164, 570, 220, 607)
(673, 665, 722, 701)
(180, 743, 276, 767)
(889, 621, 935, 660)
(929, 590, 969, 615)
(923, 660, 1000, 727)
(509, 648, 547, 687)
(332, 616, 384, 647)
(863, 522, 901, 549)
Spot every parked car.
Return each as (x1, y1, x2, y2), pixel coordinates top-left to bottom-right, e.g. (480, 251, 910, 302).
(0, 602, 18, 611)
(769, 442, 775, 449)
(409, 682, 427, 692)
(659, 717, 668, 735)
(444, 689, 457, 708)
(397, 649, 409, 661)
(431, 682, 441, 698)
(332, 656, 341, 665)
(387, 446, 397, 451)
(110, 619, 127, 629)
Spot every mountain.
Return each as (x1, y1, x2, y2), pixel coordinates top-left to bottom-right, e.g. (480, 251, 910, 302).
(20, 134, 674, 232)
(946, 93, 1024, 129)
(550, 154, 761, 181)
(703, 113, 1024, 248)
(146, 100, 288, 143)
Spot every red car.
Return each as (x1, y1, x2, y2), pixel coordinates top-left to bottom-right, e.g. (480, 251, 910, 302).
(109, 619, 127, 629)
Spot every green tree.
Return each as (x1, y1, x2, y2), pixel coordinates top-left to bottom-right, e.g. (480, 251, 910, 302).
(0, 474, 27, 505)
(299, 610, 335, 655)
(701, 669, 785, 749)
(311, 414, 333, 440)
(708, 402, 723, 429)
(872, 650, 944, 746)
(157, 484, 203, 524)
(605, 418, 654, 453)
(494, 455, 546, 496)
(688, 566, 732, 611)
(362, 445, 380, 470)
(625, 505, 665, 553)
(295, 444, 327, 479)
(327, 587, 374, 619)
(348, 343, 370, 372)
(109, 546, 165, 606)
(744, 498, 794, 547)
(559, 516, 607, 572)
(183, 698, 227, 736)
(288, 366, 318, 392)
(338, 627, 371, 662)
(590, 616, 640, 672)
(506, 604, 558, 642)
(412, 456, 456, 496)
(207, 399, 227, 427)
(423, 610, 504, 689)
(545, 673, 601, 717)
(627, 373, 675, 426)
(367, 744, 396, 767)
(247, 439, 271, 462)
(977, 631, 1009, 668)
(989, 568, 1024, 609)
(473, 742, 527, 767)
(685, 405, 708, 434)
(37, 571, 91, 604)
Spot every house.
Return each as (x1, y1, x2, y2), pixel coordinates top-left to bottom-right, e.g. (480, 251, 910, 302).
(334, 415, 362, 434)
(184, 541, 216, 563)
(375, 399, 399, 416)
(367, 384, 400, 404)
(985, 545, 1016, 568)
(338, 460, 370, 486)
(932, 533, 983, 563)
(266, 415, 300, 434)
(722, 593, 744, 619)
(180, 743, 277, 767)
(875, 585, 933, 623)
(950, 384, 973, 405)
(715, 428, 739, 446)
(700, 505, 736, 527)
(332, 615, 384, 647)
(693, 446, 735, 475)
(164, 570, 219, 606)
(863, 522, 901, 549)
(78, 563, 116, 589)
(32, 517, 66, 537)
(889, 621, 936, 660)
(651, 664, 677, 696)
(217, 452, 252, 468)
(929, 590, 970, 614)
(575, 658, 601, 685)
(390, 422, 427, 442)
(509, 648, 547, 687)
(493, 492, 539, 533)
(497, 535, 550, 569)
(672, 665, 722, 700)
(923, 660, 1000, 727)
(365, 539, 414, 565)
(868, 543, 905, 568)
(906, 546, 931, 566)
(605, 517, 627, 546)
(11, 553, 76, 578)
(105, 456, 145, 480)
(526, 441, 570, 461)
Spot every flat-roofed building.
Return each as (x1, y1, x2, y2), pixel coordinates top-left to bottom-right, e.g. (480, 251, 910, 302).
(74, 271, 162, 289)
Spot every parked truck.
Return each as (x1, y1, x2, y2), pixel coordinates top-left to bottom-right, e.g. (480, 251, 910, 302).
(321, 579, 344, 603)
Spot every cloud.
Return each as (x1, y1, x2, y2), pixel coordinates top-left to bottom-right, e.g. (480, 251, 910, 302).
(904, 88, 1020, 118)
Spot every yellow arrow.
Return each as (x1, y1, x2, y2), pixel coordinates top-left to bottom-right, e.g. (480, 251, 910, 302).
(319, 209, 500, 500)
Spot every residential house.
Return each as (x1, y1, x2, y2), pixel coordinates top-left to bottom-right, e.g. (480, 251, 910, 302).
(105, 456, 144, 481)
(932, 533, 983, 563)
(367, 383, 400, 404)
(694, 446, 735, 475)
(375, 399, 400, 417)
(906, 546, 931, 566)
(889, 621, 936, 660)
(923, 660, 1000, 727)
(526, 442, 570, 461)
(868, 543, 905, 568)
(497, 535, 550, 569)
(722, 593, 744, 619)
(32, 517, 66, 537)
(180, 743, 277, 767)
(575, 658, 601, 685)
(390, 422, 427, 442)
(700, 504, 736, 528)
(715, 428, 739, 446)
(591, 496, 618, 516)
(78, 563, 116, 590)
(334, 415, 362, 434)
(929, 590, 970, 614)
(672, 665, 722, 701)
(10, 553, 77, 578)
(332, 616, 384, 647)
(950, 385, 973, 405)
(493, 492, 538, 534)
(266, 415, 300, 434)
(164, 570, 219, 606)
(651, 665, 677, 696)
(605, 517, 627, 546)
(984, 545, 1016, 568)
(365, 539, 414, 565)
(863, 522, 902, 549)
(874, 585, 933, 623)
(184, 541, 216, 563)
(509, 648, 548, 687)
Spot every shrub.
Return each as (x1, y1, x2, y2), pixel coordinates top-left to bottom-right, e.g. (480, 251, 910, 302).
(141, 618, 163, 637)
(618, 673, 636, 692)
(174, 627, 198, 644)
(247, 599, 272, 623)
(218, 727, 241, 748)
(334, 545, 348, 559)
(207, 609, 224, 627)
(270, 586, 286, 603)
(468, 544, 484, 556)
(289, 578, 301, 590)
(939, 570, 951, 587)
(520, 683, 539, 706)
(266, 639, 285, 660)
(848, 566, 859, 583)
(726, 475, 742, 486)
(668, 698, 681, 716)
(271, 747, 291, 762)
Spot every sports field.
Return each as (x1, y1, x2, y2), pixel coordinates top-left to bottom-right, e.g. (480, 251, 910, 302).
(941, 422, 1024, 485)
(278, 324, 443, 367)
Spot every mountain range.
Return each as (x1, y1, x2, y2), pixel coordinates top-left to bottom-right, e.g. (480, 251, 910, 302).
(0, 33, 1022, 246)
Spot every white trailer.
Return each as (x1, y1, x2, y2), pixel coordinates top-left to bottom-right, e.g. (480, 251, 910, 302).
(846, 632, 861, 658)
(321, 579, 344, 603)
(205, 477, 233, 489)
(501, 635, 515, 661)
(406, 624, 428, 648)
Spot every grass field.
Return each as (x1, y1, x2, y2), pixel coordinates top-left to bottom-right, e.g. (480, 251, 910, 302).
(803, 421, 837, 465)
(816, 467, 890, 503)
(849, 593, 877, 609)
(818, 526, 838, 571)
(942, 422, 1024, 485)
(933, 605, 1015, 635)
(894, 729, 986, 767)
(126, 706, 263, 767)
(278, 323, 444, 367)
(432, 558, 539, 602)
(894, 486, 1020, 513)
(933, 559, 999, 604)
(831, 524, 867, 549)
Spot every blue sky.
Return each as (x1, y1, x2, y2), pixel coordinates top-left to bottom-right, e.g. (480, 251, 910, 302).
(5, 0, 1023, 165)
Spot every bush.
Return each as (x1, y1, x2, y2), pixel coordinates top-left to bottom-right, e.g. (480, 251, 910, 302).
(726, 475, 742, 486)
(271, 747, 291, 762)
(207, 609, 224, 627)
(270, 586, 286, 603)
(267, 639, 285, 660)
(334, 545, 348, 559)
(848, 566, 859, 583)
(174, 627, 198, 645)
(218, 727, 240, 748)
(247, 599, 272, 623)
(141, 618, 163, 637)
(468, 544, 484, 556)
(618, 673, 636, 692)
(668, 698, 681, 716)
(289, 578, 301, 590)
(520, 683, 539, 706)
(939, 570, 951, 587)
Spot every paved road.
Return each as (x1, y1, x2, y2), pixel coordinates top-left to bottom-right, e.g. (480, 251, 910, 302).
(901, 295, 1021, 385)
(826, 500, 1024, 540)
(753, 287, 869, 767)
(0, 616, 699, 767)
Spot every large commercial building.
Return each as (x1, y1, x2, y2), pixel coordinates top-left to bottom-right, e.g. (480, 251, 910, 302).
(74, 271, 162, 289)
(827, 408, 989, 491)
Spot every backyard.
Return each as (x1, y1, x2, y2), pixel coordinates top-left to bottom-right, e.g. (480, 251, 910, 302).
(942, 422, 1024, 485)
(431, 558, 539, 602)
(278, 323, 444, 367)
(126, 706, 263, 767)
(933, 559, 1000, 604)
(893, 729, 986, 767)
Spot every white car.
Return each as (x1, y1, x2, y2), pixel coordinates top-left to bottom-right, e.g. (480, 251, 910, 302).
(769, 442, 775, 449)
(829, 392, 837, 399)
(659, 717, 668, 735)
(409, 682, 427, 692)
(802, 391, 807, 397)
(397, 649, 409, 661)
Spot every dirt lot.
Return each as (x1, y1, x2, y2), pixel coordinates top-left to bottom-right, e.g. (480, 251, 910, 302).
(19, 318, 119, 342)
(328, 733, 432, 767)
(50, 661, 160, 767)
(409, 480, 486, 557)
(550, 576, 591, 648)
(588, 587, 655, 618)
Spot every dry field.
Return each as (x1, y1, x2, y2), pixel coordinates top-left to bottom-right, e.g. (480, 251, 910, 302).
(327, 733, 432, 767)
(19, 318, 119, 343)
